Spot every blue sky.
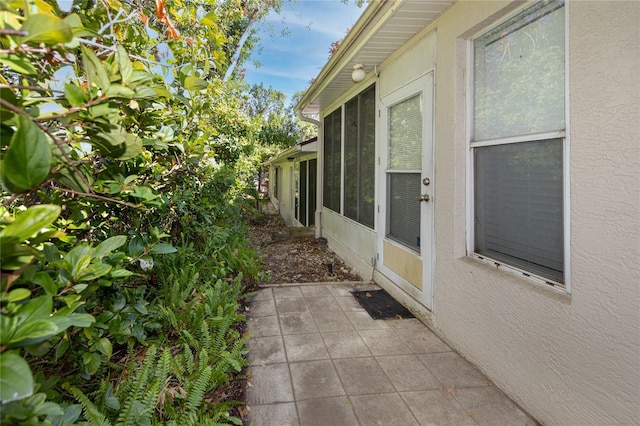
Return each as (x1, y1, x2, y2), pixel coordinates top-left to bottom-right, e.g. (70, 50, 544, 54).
(244, 0, 364, 104)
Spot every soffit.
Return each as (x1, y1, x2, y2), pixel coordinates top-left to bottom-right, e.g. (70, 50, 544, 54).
(297, 0, 455, 116)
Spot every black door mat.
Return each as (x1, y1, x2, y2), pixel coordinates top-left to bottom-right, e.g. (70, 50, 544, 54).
(351, 289, 415, 320)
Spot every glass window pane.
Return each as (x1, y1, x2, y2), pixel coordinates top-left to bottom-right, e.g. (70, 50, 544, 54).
(474, 139, 564, 282)
(388, 173, 421, 251)
(474, 1, 565, 140)
(389, 94, 422, 170)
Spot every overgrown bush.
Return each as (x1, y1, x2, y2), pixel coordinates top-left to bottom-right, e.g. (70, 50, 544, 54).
(0, 0, 281, 424)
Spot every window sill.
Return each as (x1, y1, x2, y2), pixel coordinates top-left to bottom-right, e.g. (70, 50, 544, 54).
(467, 253, 571, 299)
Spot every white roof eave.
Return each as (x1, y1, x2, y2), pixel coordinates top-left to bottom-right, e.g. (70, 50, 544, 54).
(296, 0, 456, 116)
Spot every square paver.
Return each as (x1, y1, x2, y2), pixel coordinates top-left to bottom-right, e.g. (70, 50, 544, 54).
(328, 285, 357, 297)
(273, 286, 304, 299)
(311, 310, 355, 332)
(350, 393, 418, 426)
(300, 285, 334, 298)
(280, 312, 319, 335)
(321, 331, 372, 359)
(333, 357, 395, 395)
(247, 402, 300, 426)
(453, 386, 537, 425)
(276, 298, 309, 315)
(394, 327, 451, 354)
(296, 396, 359, 426)
(249, 298, 277, 318)
(247, 315, 281, 338)
(305, 296, 342, 313)
(248, 288, 274, 302)
(248, 336, 287, 365)
(345, 311, 389, 330)
(418, 352, 489, 388)
(358, 329, 411, 356)
(283, 333, 330, 362)
(335, 296, 366, 312)
(246, 363, 294, 405)
(401, 390, 477, 425)
(376, 355, 442, 391)
(289, 359, 345, 400)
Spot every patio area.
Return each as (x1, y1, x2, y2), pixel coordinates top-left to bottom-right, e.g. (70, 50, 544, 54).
(244, 282, 538, 426)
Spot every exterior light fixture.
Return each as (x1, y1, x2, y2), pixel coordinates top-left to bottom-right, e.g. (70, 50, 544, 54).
(351, 64, 365, 82)
(287, 157, 295, 162)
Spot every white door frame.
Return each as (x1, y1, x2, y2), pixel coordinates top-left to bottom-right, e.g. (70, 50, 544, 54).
(377, 72, 435, 310)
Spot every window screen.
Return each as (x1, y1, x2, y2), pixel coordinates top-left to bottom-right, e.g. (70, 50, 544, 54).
(323, 108, 342, 212)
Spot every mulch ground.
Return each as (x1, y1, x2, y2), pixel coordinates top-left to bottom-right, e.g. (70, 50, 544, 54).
(246, 209, 363, 284)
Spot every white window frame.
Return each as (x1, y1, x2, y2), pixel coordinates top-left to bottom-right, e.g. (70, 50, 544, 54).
(466, 0, 571, 293)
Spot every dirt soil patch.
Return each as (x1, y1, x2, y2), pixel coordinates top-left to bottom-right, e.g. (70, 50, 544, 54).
(246, 209, 363, 284)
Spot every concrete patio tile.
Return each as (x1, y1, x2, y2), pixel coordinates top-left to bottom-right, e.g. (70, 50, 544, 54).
(352, 283, 380, 292)
(248, 298, 277, 318)
(247, 403, 300, 426)
(376, 355, 442, 391)
(289, 359, 345, 400)
(395, 327, 452, 354)
(345, 311, 389, 330)
(321, 331, 372, 359)
(273, 286, 304, 299)
(305, 296, 342, 313)
(311, 310, 355, 332)
(300, 285, 334, 298)
(418, 352, 490, 388)
(283, 333, 330, 362)
(280, 312, 319, 335)
(247, 315, 281, 338)
(327, 285, 357, 297)
(248, 336, 287, 365)
(335, 296, 366, 312)
(384, 318, 428, 330)
(276, 297, 309, 315)
(333, 357, 395, 395)
(358, 329, 412, 356)
(248, 288, 274, 302)
(350, 393, 419, 426)
(401, 390, 477, 426)
(246, 364, 294, 405)
(453, 386, 538, 425)
(296, 397, 359, 426)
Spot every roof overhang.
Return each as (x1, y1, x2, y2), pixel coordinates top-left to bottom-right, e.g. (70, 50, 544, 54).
(296, 0, 456, 116)
(264, 137, 318, 166)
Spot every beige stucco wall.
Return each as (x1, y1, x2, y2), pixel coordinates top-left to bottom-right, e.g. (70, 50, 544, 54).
(432, 1, 640, 425)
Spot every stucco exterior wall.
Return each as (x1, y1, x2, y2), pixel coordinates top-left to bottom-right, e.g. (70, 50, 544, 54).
(432, 2, 640, 425)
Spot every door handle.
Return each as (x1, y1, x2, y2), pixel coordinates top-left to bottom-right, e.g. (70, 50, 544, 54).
(416, 194, 430, 202)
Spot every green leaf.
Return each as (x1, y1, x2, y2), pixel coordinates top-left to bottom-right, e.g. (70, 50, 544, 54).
(0, 87, 18, 122)
(0, 352, 34, 403)
(20, 13, 73, 45)
(0, 54, 38, 75)
(95, 337, 112, 358)
(105, 84, 135, 99)
(2, 116, 52, 192)
(117, 131, 142, 160)
(77, 263, 112, 281)
(94, 235, 127, 258)
(6, 288, 31, 302)
(64, 83, 87, 107)
(8, 319, 58, 347)
(0, 204, 61, 242)
(184, 76, 208, 90)
(65, 245, 92, 281)
(82, 46, 110, 92)
(50, 313, 95, 332)
(150, 243, 177, 254)
(32, 272, 58, 295)
(130, 186, 158, 201)
(116, 44, 133, 84)
(110, 268, 134, 278)
(82, 352, 102, 375)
